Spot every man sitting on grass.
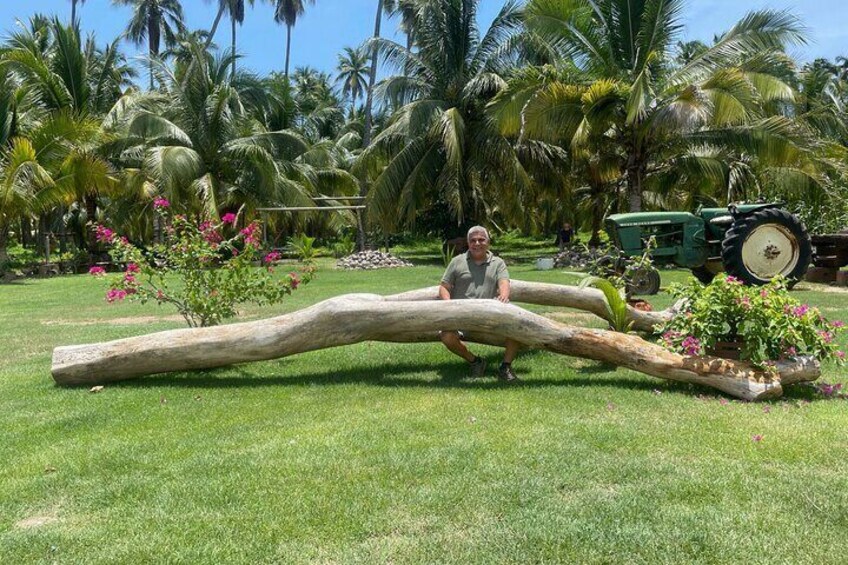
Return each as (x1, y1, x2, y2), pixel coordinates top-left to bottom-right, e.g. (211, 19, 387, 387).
(438, 226, 520, 382)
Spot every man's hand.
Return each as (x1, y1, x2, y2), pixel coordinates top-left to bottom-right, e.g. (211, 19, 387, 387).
(497, 279, 510, 303)
(438, 283, 452, 301)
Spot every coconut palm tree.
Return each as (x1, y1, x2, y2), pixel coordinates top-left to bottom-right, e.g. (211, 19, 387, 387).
(112, 43, 351, 220)
(268, 0, 316, 78)
(385, 0, 417, 51)
(358, 0, 558, 233)
(71, 0, 86, 27)
(0, 18, 132, 249)
(221, 0, 255, 80)
(510, 0, 813, 212)
(336, 46, 369, 116)
(113, 0, 186, 90)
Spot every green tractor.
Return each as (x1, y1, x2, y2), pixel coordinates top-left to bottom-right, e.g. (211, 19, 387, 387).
(604, 203, 812, 295)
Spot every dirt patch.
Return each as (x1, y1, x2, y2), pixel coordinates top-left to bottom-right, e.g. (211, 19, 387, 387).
(15, 513, 58, 529)
(43, 315, 184, 326)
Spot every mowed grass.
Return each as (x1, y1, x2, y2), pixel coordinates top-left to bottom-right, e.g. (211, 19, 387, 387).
(2, 256, 848, 564)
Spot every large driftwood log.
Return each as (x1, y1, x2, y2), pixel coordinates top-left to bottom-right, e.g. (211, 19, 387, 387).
(52, 291, 819, 400)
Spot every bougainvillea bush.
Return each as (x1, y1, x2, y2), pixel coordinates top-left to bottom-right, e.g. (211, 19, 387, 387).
(658, 274, 845, 368)
(90, 200, 313, 327)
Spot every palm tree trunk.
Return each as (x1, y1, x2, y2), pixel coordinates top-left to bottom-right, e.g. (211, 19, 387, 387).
(356, 0, 385, 252)
(0, 226, 9, 269)
(71, 0, 77, 27)
(362, 0, 383, 150)
(284, 24, 292, 77)
(231, 16, 237, 80)
(625, 152, 645, 213)
(206, 5, 226, 49)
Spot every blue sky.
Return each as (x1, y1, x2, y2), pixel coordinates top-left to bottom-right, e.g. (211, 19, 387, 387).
(0, 0, 845, 81)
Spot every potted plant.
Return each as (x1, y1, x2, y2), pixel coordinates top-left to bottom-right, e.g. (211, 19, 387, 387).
(658, 274, 845, 369)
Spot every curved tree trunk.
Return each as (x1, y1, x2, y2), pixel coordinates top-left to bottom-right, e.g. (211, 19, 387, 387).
(52, 287, 819, 400)
(284, 24, 292, 77)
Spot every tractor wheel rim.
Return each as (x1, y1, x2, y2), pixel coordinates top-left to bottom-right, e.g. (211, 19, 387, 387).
(741, 224, 799, 280)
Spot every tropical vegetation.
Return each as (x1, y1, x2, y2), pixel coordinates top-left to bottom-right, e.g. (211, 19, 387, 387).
(3, 0, 848, 272)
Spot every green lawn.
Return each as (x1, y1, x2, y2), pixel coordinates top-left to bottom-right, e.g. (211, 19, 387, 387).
(2, 258, 848, 563)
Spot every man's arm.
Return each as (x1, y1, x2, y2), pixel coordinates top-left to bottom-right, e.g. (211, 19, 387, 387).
(439, 282, 452, 300)
(497, 278, 510, 303)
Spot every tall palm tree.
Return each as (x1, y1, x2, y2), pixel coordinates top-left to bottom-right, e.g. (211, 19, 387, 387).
(269, 0, 316, 78)
(385, 0, 417, 51)
(511, 0, 812, 212)
(336, 47, 369, 116)
(222, 0, 254, 80)
(71, 0, 86, 27)
(358, 0, 556, 234)
(113, 0, 186, 90)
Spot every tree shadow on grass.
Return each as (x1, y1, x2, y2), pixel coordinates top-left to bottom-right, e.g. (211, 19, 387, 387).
(104, 356, 668, 395)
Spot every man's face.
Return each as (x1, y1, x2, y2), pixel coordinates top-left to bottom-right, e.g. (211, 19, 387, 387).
(468, 232, 489, 259)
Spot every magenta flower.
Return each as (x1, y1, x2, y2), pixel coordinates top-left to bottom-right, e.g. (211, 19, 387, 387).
(836, 351, 845, 360)
(760, 289, 768, 298)
(264, 251, 281, 264)
(833, 320, 845, 328)
(784, 346, 797, 357)
(289, 272, 300, 289)
(818, 330, 834, 343)
(153, 197, 170, 209)
(221, 213, 237, 225)
(726, 275, 741, 284)
(89, 266, 106, 276)
(681, 335, 701, 356)
(94, 225, 114, 243)
(126, 263, 140, 274)
(106, 288, 128, 303)
(793, 304, 809, 317)
(124, 273, 137, 284)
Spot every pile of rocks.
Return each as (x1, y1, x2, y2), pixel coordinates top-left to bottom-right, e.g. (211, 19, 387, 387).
(552, 246, 610, 269)
(337, 250, 414, 270)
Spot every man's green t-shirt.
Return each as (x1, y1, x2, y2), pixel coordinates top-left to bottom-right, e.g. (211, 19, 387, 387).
(441, 251, 509, 299)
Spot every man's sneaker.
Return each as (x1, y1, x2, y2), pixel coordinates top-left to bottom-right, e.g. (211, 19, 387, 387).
(498, 364, 519, 383)
(470, 357, 487, 378)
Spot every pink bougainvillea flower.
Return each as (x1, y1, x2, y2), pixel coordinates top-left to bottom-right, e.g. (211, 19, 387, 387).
(153, 197, 170, 209)
(94, 225, 114, 243)
(106, 288, 128, 303)
(681, 335, 701, 356)
(126, 263, 141, 274)
(793, 304, 809, 317)
(124, 273, 137, 284)
(221, 213, 237, 225)
(836, 350, 845, 360)
(89, 266, 106, 276)
(725, 275, 741, 284)
(818, 330, 834, 343)
(289, 272, 300, 289)
(264, 251, 281, 264)
(785, 346, 797, 357)
(760, 289, 768, 298)
(752, 434, 763, 442)
(833, 320, 845, 328)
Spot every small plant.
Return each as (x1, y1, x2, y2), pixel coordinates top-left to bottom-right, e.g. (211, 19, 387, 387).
(91, 200, 313, 327)
(587, 237, 657, 297)
(579, 276, 633, 332)
(331, 233, 355, 258)
(658, 274, 845, 368)
(440, 243, 456, 267)
(289, 234, 317, 262)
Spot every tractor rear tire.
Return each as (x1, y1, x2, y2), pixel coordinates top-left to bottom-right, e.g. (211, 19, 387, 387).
(721, 209, 811, 288)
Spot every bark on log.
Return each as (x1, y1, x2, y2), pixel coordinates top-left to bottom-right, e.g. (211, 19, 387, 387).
(52, 294, 819, 401)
